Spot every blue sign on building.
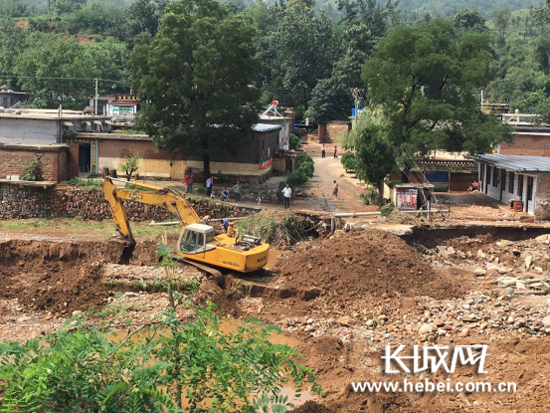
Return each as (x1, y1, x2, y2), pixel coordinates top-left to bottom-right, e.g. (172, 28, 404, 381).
(351, 108, 364, 117)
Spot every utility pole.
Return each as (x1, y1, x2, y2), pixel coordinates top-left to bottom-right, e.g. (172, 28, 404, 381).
(94, 78, 98, 115)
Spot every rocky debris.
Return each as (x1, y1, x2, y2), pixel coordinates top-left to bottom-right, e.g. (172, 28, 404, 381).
(268, 289, 550, 345)
(424, 235, 550, 292)
(104, 263, 202, 282)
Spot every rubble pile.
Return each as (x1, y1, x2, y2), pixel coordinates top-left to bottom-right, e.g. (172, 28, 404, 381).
(421, 233, 550, 294)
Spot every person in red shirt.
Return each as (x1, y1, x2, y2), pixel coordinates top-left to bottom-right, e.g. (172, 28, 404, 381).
(184, 173, 191, 192)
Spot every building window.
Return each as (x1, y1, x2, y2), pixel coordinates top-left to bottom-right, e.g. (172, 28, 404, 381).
(480, 164, 484, 182)
(492, 167, 498, 187)
(2, 97, 7, 107)
(508, 171, 514, 193)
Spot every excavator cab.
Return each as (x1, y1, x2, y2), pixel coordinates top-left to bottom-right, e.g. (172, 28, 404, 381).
(178, 224, 216, 255)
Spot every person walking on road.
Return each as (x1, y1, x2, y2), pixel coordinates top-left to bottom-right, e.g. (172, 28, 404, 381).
(206, 176, 213, 197)
(282, 184, 292, 209)
(333, 145, 338, 159)
(321, 145, 326, 158)
(232, 180, 242, 203)
(332, 180, 339, 200)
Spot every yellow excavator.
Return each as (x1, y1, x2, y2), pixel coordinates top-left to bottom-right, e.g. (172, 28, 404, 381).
(103, 177, 270, 273)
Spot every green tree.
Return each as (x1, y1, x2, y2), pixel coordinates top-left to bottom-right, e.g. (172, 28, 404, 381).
(362, 19, 511, 157)
(120, 152, 141, 180)
(49, 0, 87, 14)
(0, 18, 26, 87)
(307, 0, 401, 123)
(14, 32, 96, 108)
(353, 108, 397, 189)
(275, 0, 335, 119)
(65, 1, 125, 36)
(131, 0, 260, 183)
(449, 7, 487, 32)
(492, 8, 511, 44)
(125, 0, 169, 39)
(0, 0, 28, 17)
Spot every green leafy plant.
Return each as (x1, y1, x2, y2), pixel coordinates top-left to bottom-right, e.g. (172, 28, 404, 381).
(21, 157, 43, 181)
(120, 152, 141, 181)
(285, 170, 308, 190)
(289, 133, 302, 150)
(341, 151, 357, 172)
(0, 240, 320, 413)
(61, 177, 103, 191)
(380, 202, 395, 217)
(363, 187, 380, 205)
(295, 153, 314, 178)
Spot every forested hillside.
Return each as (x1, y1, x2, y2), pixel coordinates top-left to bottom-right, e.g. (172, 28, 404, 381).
(261, 0, 545, 18)
(0, 0, 550, 120)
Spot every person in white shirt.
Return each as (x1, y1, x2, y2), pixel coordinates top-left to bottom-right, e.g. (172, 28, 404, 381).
(282, 184, 292, 209)
(206, 176, 213, 197)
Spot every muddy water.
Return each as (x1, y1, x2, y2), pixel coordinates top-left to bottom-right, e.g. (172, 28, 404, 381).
(111, 319, 313, 410)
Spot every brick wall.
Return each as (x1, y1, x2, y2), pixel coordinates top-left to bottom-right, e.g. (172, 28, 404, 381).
(325, 122, 351, 141)
(0, 182, 256, 221)
(500, 134, 550, 156)
(98, 139, 186, 160)
(450, 172, 478, 191)
(0, 144, 68, 181)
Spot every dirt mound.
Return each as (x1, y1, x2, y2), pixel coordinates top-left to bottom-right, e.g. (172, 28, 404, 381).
(0, 239, 158, 314)
(277, 230, 464, 301)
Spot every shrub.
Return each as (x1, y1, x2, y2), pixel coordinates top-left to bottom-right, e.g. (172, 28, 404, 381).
(380, 203, 395, 217)
(285, 170, 308, 189)
(120, 152, 141, 180)
(363, 187, 380, 205)
(22, 157, 43, 181)
(295, 154, 314, 178)
(289, 133, 301, 150)
(341, 151, 357, 172)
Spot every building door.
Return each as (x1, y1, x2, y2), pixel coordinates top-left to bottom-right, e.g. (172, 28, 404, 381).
(518, 174, 523, 200)
(485, 164, 490, 194)
(500, 169, 506, 202)
(78, 144, 91, 174)
(526, 176, 534, 213)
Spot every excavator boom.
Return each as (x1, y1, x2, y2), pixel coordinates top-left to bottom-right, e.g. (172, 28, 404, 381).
(104, 177, 201, 246)
(103, 177, 270, 273)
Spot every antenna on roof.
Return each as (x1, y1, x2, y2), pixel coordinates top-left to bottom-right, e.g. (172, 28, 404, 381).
(261, 100, 282, 117)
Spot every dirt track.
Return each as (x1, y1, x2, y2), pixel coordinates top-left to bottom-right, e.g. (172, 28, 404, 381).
(1, 228, 550, 412)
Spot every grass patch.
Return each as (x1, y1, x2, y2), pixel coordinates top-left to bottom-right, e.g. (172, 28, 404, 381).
(60, 177, 104, 191)
(0, 218, 181, 237)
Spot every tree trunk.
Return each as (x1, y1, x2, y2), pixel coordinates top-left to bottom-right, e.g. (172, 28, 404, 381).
(202, 139, 210, 186)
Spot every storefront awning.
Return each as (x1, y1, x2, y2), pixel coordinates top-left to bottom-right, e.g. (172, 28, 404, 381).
(63, 121, 74, 127)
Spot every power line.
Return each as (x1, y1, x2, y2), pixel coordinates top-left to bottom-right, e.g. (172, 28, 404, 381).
(0, 74, 128, 84)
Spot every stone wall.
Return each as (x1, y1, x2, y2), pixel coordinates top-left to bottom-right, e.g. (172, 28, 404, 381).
(0, 181, 52, 219)
(0, 182, 257, 221)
